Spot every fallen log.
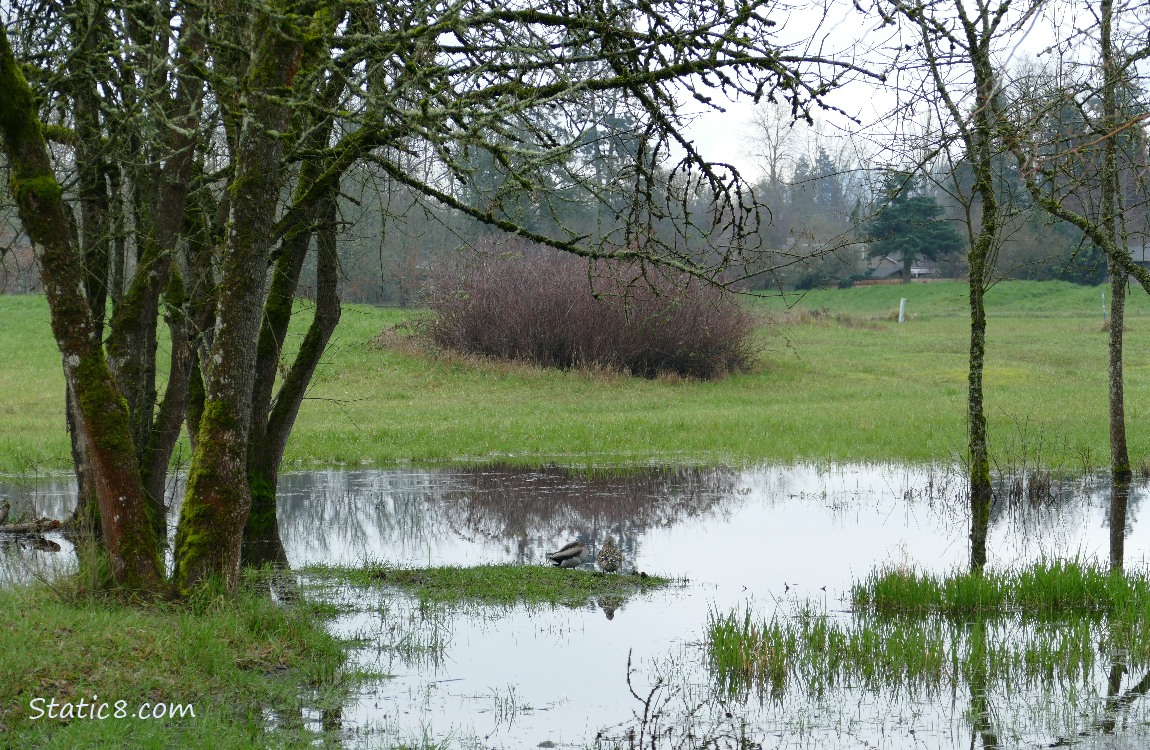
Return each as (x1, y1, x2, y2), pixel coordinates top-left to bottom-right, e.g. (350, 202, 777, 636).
(1, 518, 62, 534)
(0, 500, 64, 534)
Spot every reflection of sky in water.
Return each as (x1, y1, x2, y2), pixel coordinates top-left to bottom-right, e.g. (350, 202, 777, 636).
(3, 464, 1150, 747)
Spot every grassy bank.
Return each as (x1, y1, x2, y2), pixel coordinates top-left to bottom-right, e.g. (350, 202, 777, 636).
(3, 280, 1149, 473)
(0, 580, 346, 749)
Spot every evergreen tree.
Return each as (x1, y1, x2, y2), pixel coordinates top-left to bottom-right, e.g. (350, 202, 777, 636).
(868, 172, 964, 282)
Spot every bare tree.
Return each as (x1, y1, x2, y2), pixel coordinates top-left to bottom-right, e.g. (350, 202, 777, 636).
(883, 0, 1042, 571)
(2, 0, 875, 591)
(1001, 0, 1150, 485)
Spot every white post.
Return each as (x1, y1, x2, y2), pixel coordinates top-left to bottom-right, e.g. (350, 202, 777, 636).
(1103, 290, 1107, 323)
(899, 297, 907, 324)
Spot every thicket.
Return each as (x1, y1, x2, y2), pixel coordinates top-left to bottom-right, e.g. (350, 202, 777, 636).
(421, 242, 757, 379)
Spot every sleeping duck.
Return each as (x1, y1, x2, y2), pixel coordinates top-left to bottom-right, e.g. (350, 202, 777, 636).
(546, 541, 589, 568)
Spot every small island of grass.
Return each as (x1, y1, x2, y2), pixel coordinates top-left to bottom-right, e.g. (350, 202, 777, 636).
(304, 563, 673, 608)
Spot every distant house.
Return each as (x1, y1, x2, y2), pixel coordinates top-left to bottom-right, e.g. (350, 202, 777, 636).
(868, 252, 942, 280)
(1132, 241, 1150, 269)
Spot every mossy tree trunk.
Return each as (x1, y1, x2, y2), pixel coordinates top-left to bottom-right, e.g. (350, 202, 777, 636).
(965, 61, 998, 574)
(892, 0, 1006, 573)
(103, 0, 207, 540)
(1100, 0, 1133, 484)
(0, 23, 163, 589)
(62, 0, 112, 541)
(242, 52, 345, 565)
(65, 382, 101, 538)
(174, 5, 306, 593)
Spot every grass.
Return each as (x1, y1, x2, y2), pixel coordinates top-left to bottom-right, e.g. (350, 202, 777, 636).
(705, 602, 1127, 704)
(304, 563, 671, 608)
(3, 280, 1150, 474)
(0, 576, 348, 749)
(851, 559, 1150, 617)
(708, 561, 1150, 703)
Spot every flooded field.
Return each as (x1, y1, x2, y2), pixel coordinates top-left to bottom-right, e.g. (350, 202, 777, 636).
(3, 463, 1150, 748)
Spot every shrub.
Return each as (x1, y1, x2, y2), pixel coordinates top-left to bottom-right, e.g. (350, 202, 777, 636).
(421, 240, 757, 379)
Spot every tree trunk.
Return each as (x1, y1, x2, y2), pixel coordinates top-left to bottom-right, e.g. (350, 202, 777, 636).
(0, 25, 162, 589)
(104, 2, 206, 536)
(965, 34, 999, 575)
(1100, 0, 1132, 483)
(244, 185, 343, 567)
(968, 276, 992, 572)
(173, 7, 304, 593)
(1107, 264, 1131, 480)
(902, 253, 912, 283)
(65, 382, 101, 539)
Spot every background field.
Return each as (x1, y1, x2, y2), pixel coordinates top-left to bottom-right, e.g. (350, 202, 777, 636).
(3, 280, 1149, 475)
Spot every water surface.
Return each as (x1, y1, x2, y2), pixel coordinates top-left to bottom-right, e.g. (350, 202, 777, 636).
(3, 464, 1149, 747)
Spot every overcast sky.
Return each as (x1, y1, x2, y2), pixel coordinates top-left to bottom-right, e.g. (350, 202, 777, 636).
(678, 0, 1094, 180)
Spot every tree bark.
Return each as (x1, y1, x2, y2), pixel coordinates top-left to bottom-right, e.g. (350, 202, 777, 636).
(65, 382, 101, 538)
(245, 184, 343, 567)
(0, 24, 162, 590)
(1100, 0, 1132, 483)
(174, 5, 305, 592)
(964, 29, 999, 575)
(104, 1, 206, 536)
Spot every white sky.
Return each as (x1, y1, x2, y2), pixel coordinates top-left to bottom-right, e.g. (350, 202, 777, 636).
(678, 0, 1096, 181)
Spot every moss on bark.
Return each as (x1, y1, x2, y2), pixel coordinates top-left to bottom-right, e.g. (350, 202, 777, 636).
(174, 398, 249, 594)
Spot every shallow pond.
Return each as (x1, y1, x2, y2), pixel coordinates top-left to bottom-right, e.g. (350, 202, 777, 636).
(4, 463, 1150, 748)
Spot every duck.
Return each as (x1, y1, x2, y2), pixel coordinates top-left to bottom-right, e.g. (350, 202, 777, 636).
(546, 541, 589, 568)
(596, 536, 622, 573)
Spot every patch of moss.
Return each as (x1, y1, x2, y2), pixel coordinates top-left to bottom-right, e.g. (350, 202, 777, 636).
(10, 174, 63, 206)
(174, 399, 245, 594)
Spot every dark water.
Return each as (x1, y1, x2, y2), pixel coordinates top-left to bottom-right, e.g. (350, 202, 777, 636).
(3, 464, 1149, 748)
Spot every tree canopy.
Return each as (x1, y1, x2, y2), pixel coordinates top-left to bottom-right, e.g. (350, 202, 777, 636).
(868, 173, 964, 281)
(0, 0, 874, 592)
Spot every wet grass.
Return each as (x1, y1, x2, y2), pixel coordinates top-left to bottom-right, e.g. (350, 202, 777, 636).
(5, 281, 1150, 473)
(708, 561, 1150, 704)
(852, 560, 1150, 617)
(0, 576, 348, 749)
(304, 563, 671, 608)
(705, 603, 1128, 702)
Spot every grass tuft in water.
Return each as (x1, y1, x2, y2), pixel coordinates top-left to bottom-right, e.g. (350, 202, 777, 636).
(851, 559, 1150, 617)
(707, 603, 956, 701)
(708, 562, 1150, 704)
(304, 562, 672, 608)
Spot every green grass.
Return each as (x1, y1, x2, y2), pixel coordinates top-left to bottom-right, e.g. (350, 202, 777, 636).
(304, 563, 670, 608)
(3, 280, 1149, 473)
(708, 561, 1150, 704)
(0, 577, 347, 749)
(705, 602, 1120, 703)
(852, 559, 1150, 617)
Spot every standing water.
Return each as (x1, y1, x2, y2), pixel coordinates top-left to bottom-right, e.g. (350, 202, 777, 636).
(2, 463, 1148, 748)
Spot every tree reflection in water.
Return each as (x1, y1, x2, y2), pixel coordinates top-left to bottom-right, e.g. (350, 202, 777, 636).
(275, 465, 737, 569)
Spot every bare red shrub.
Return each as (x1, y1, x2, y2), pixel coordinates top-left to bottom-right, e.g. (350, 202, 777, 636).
(421, 240, 757, 379)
